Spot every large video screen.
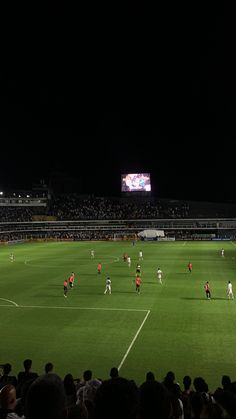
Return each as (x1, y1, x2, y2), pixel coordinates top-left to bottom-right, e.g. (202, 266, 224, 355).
(121, 173, 151, 192)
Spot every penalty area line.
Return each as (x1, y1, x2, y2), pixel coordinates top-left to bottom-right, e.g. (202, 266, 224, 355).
(118, 310, 150, 371)
(0, 303, 149, 313)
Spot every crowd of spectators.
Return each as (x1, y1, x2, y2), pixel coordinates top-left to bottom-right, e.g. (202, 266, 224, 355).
(1, 194, 236, 223)
(1, 359, 236, 418)
(1, 195, 236, 243)
(0, 208, 44, 223)
(0, 196, 189, 221)
(2, 194, 236, 223)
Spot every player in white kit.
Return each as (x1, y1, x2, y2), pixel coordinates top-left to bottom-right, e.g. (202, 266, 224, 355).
(104, 277, 112, 294)
(157, 268, 163, 284)
(227, 281, 234, 299)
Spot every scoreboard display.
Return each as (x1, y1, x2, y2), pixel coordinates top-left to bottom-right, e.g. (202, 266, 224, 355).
(121, 173, 151, 192)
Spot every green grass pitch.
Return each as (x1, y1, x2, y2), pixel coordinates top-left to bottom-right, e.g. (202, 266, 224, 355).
(1, 240, 236, 391)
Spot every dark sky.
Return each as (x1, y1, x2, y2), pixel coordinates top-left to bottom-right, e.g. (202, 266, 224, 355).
(1, 4, 235, 203)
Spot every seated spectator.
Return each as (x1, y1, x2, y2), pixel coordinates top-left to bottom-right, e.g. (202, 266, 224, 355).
(14, 378, 36, 418)
(182, 375, 193, 419)
(189, 391, 205, 419)
(24, 373, 67, 419)
(109, 367, 119, 380)
(76, 370, 101, 407)
(63, 374, 76, 407)
(0, 364, 17, 390)
(213, 387, 236, 419)
(193, 377, 213, 403)
(139, 380, 172, 419)
(44, 363, 54, 374)
(162, 371, 176, 393)
(17, 360, 38, 398)
(221, 375, 231, 392)
(183, 375, 192, 395)
(171, 383, 184, 419)
(94, 377, 139, 419)
(145, 371, 155, 382)
(0, 384, 21, 418)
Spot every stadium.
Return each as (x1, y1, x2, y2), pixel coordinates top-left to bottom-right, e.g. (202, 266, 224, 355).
(1, 1, 233, 414)
(1, 175, 236, 418)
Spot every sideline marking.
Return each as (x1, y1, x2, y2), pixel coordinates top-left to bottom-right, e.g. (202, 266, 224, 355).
(118, 310, 150, 371)
(0, 298, 18, 307)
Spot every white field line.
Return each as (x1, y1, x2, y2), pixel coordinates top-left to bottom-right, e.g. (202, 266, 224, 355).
(0, 298, 19, 307)
(0, 303, 148, 312)
(0, 301, 150, 370)
(231, 241, 236, 247)
(118, 310, 150, 371)
(182, 241, 187, 246)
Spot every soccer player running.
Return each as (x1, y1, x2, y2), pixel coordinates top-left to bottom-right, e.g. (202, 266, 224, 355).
(127, 256, 131, 267)
(69, 272, 75, 289)
(134, 275, 142, 294)
(136, 263, 141, 276)
(97, 262, 102, 274)
(227, 281, 234, 299)
(221, 248, 225, 257)
(187, 262, 192, 273)
(104, 277, 112, 294)
(91, 249, 95, 258)
(204, 281, 211, 299)
(63, 279, 68, 298)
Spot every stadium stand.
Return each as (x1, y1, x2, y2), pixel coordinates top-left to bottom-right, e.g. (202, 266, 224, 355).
(1, 192, 236, 242)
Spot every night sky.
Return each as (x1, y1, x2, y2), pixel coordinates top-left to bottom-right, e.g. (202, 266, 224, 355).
(1, 4, 235, 203)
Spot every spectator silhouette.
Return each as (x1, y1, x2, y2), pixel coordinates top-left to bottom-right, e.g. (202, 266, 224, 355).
(163, 371, 176, 392)
(94, 377, 138, 419)
(182, 375, 193, 419)
(139, 379, 172, 419)
(109, 367, 119, 380)
(183, 375, 192, 393)
(0, 364, 17, 390)
(0, 384, 21, 418)
(24, 373, 67, 419)
(17, 359, 38, 398)
(63, 374, 76, 407)
(213, 387, 236, 419)
(190, 391, 205, 419)
(193, 377, 213, 403)
(145, 371, 155, 382)
(45, 363, 54, 374)
(221, 375, 231, 392)
(15, 377, 36, 418)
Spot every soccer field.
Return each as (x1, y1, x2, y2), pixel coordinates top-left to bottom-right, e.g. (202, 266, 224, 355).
(1, 240, 236, 391)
